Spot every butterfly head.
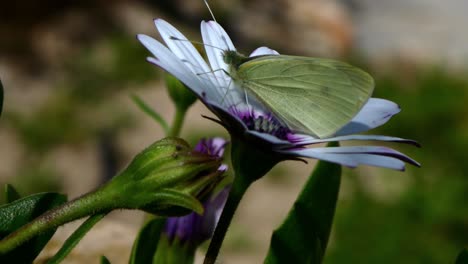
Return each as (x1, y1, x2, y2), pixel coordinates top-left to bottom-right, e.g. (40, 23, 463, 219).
(222, 50, 249, 70)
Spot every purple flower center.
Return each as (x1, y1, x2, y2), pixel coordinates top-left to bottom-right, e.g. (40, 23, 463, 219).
(194, 138, 227, 158)
(231, 107, 291, 140)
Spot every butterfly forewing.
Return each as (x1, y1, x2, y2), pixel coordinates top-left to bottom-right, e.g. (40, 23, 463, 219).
(236, 55, 374, 138)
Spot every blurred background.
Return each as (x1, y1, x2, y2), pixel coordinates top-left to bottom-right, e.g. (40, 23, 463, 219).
(1, 0, 467, 263)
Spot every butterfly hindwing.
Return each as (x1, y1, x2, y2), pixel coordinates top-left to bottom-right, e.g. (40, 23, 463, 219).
(235, 55, 374, 138)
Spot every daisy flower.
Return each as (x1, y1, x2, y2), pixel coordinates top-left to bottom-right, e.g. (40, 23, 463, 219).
(137, 19, 419, 171)
(164, 138, 229, 247)
(164, 186, 230, 247)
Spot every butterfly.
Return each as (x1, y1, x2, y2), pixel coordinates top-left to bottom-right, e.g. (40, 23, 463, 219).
(222, 50, 374, 139)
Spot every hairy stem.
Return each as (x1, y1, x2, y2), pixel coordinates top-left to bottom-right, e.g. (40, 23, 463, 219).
(0, 187, 113, 254)
(169, 107, 187, 137)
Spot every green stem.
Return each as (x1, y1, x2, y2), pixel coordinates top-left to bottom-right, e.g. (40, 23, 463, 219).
(202, 137, 280, 263)
(0, 187, 113, 254)
(168, 107, 187, 137)
(47, 213, 107, 264)
(131, 94, 170, 135)
(203, 173, 251, 264)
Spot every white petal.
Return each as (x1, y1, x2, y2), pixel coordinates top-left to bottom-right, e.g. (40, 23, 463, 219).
(280, 146, 419, 170)
(291, 134, 420, 147)
(201, 20, 246, 109)
(156, 19, 211, 77)
(335, 98, 401, 136)
(138, 34, 208, 98)
(201, 21, 234, 85)
(154, 19, 225, 102)
(249, 47, 280, 57)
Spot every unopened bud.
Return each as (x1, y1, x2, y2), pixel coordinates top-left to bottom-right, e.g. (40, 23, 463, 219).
(166, 74, 197, 111)
(101, 137, 224, 216)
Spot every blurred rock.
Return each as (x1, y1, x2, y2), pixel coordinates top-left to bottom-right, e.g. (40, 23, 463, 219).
(352, 0, 468, 68)
(232, 0, 353, 57)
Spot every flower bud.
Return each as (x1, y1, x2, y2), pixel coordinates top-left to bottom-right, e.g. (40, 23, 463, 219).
(101, 137, 225, 216)
(152, 138, 230, 263)
(166, 74, 197, 111)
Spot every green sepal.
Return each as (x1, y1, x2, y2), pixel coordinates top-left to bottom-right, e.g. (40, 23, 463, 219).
(264, 142, 341, 264)
(129, 218, 166, 264)
(105, 137, 221, 216)
(4, 184, 21, 203)
(0, 192, 67, 263)
(101, 255, 112, 264)
(153, 235, 195, 264)
(131, 94, 169, 134)
(141, 189, 204, 216)
(47, 213, 107, 264)
(456, 248, 468, 264)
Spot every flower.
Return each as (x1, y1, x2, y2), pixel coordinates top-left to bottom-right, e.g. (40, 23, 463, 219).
(137, 19, 420, 171)
(164, 137, 229, 246)
(164, 186, 230, 247)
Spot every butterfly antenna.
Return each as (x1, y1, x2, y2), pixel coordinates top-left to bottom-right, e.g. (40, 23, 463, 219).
(203, 0, 231, 50)
(169, 36, 225, 52)
(204, 0, 218, 23)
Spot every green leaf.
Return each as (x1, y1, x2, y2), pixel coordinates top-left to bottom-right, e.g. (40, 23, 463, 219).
(129, 218, 166, 264)
(0, 192, 67, 263)
(101, 255, 112, 264)
(47, 213, 107, 264)
(4, 184, 21, 203)
(264, 142, 341, 264)
(456, 248, 468, 264)
(131, 94, 169, 134)
(0, 78, 3, 117)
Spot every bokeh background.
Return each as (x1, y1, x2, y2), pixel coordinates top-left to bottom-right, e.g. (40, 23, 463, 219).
(1, 0, 467, 263)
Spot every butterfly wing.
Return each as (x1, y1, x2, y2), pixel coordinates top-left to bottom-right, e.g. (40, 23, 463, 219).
(236, 55, 374, 138)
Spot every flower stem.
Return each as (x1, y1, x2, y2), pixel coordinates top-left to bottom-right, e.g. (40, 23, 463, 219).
(169, 107, 187, 137)
(0, 187, 112, 254)
(203, 137, 281, 264)
(203, 172, 251, 264)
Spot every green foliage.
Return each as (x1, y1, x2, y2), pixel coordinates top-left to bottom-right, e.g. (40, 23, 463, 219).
(6, 94, 86, 153)
(6, 92, 131, 153)
(47, 213, 107, 264)
(456, 248, 468, 264)
(131, 94, 170, 134)
(4, 184, 20, 203)
(375, 67, 468, 155)
(3, 163, 62, 203)
(325, 66, 468, 263)
(4, 32, 149, 154)
(129, 218, 166, 264)
(0, 192, 67, 263)
(265, 142, 341, 264)
(101, 255, 112, 264)
(65, 34, 157, 104)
